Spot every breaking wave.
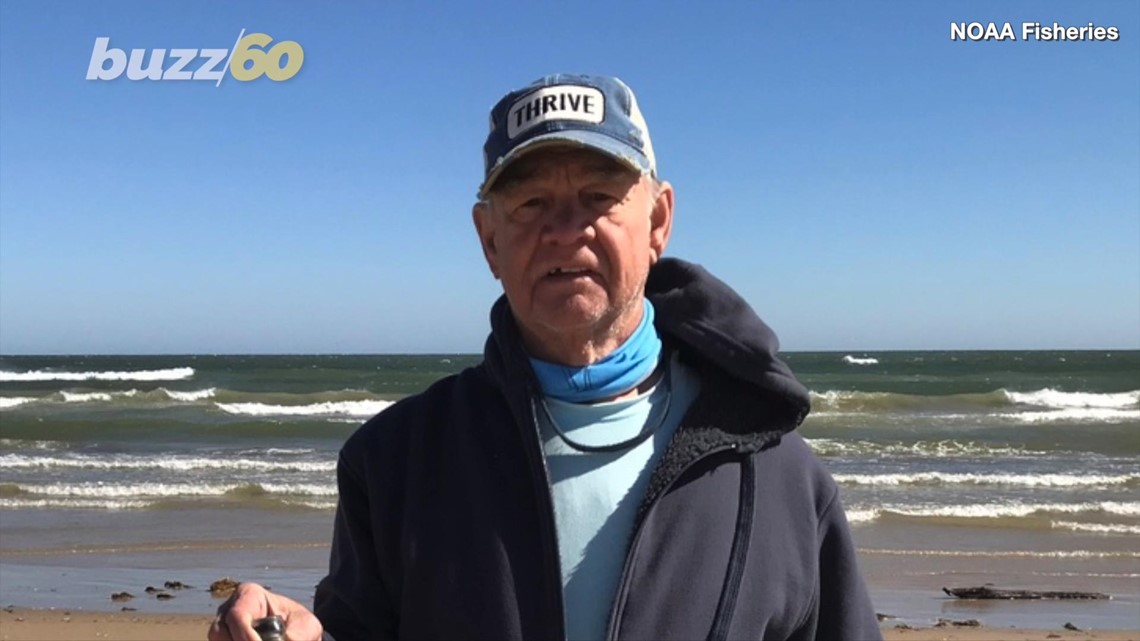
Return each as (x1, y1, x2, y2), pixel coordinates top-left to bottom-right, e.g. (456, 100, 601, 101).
(0, 498, 152, 510)
(0, 367, 195, 382)
(1005, 389, 1140, 409)
(852, 500, 1139, 520)
(845, 509, 879, 524)
(857, 548, 1140, 559)
(215, 400, 394, 418)
(1052, 521, 1140, 535)
(842, 355, 879, 365)
(0, 481, 338, 511)
(809, 388, 1140, 414)
(60, 390, 136, 403)
(1, 481, 336, 499)
(806, 438, 1046, 458)
(998, 408, 1140, 423)
(163, 387, 216, 401)
(53, 388, 219, 405)
(0, 453, 335, 473)
(0, 438, 64, 450)
(0, 397, 36, 409)
(834, 472, 1140, 487)
(0, 387, 388, 419)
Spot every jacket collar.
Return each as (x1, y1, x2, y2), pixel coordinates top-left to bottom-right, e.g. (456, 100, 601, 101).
(482, 257, 811, 437)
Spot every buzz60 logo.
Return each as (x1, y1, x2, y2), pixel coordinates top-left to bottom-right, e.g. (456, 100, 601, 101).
(86, 29, 303, 85)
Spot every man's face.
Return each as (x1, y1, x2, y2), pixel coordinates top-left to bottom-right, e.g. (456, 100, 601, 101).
(473, 148, 673, 354)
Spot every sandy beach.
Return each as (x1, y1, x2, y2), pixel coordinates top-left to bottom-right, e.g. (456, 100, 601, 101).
(0, 608, 1137, 641)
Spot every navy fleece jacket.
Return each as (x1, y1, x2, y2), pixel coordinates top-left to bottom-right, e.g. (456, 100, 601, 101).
(313, 258, 882, 641)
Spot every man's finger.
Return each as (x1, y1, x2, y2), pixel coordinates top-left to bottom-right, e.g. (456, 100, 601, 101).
(216, 584, 272, 641)
(207, 617, 228, 641)
(221, 608, 264, 641)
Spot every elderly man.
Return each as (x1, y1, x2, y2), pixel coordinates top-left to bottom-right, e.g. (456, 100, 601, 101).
(211, 73, 881, 641)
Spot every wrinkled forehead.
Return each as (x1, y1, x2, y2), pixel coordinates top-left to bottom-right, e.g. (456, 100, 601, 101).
(490, 147, 640, 194)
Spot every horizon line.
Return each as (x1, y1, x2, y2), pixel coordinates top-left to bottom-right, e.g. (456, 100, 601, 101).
(2, 347, 1139, 358)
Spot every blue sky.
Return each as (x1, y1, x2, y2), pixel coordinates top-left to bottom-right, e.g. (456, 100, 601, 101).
(1, 1, 1137, 354)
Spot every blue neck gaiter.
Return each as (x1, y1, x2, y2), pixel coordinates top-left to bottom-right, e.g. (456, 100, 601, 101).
(529, 299, 663, 403)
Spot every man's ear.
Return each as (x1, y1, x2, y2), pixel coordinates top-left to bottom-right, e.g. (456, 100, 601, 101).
(472, 201, 501, 280)
(648, 180, 674, 264)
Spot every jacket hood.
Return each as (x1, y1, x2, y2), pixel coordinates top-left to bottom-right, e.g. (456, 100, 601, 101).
(646, 258, 810, 426)
(483, 257, 810, 433)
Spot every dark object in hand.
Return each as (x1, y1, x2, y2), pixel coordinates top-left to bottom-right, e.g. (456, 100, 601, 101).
(252, 615, 286, 641)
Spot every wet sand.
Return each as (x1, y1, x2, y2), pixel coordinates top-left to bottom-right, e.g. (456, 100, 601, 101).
(1, 509, 1136, 637)
(0, 609, 212, 641)
(0, 609, 1137, 641)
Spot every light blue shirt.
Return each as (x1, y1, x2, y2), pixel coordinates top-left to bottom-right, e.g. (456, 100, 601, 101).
(538, 353, 701, 641)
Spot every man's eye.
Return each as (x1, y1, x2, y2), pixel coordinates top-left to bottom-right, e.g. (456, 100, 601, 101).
(586, 192, 617, 206)
(507, 198, 543, 223)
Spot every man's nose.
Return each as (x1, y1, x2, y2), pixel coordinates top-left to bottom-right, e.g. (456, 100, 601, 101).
(542, 197, 597, 244)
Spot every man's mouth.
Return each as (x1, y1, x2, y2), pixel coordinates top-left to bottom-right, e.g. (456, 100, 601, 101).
(548, 267, 591, 276)
(543, 267, 599, 284)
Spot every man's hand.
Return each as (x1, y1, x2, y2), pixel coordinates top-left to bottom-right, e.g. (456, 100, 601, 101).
(208, 582, 323, 641)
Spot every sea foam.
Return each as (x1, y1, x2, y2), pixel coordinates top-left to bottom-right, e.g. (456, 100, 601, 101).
(0, 438, 63, 450)
(842, 355, 879, 365)
(1052, 521, 1140, 535)
(807, 388, 1140, 417)
(161, 387, 217, 401)
(0, 397, 36, 409)
(845, 509, 879, 524)
(0, 367, 194, 382)
(1005, 388, 1140, 409)
(5, 387, 217, 407)
(0, 453, 335, 473)
(8, 481, 336, 498)
(1000, 407, 1140, 423)
(858, 548, 1140, 559)
(807, 438, 1043, 458)
(844, 501, 1140, 526)
(0, 498, 151, 510)
(215, 400, 393, 418)
(834, 472, 1139, 487)
(60, 391, 116, 403)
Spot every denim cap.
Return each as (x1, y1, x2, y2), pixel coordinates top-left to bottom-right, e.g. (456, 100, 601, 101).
(478, 73, 657, 198)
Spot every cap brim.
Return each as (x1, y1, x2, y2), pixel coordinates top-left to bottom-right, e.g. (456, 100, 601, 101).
(478, 130, 652, 199)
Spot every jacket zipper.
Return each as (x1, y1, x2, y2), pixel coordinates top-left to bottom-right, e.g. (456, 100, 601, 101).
(604, 444, 739, 641)
(523, 393, 567, 641)
(707, 454, 756, 641)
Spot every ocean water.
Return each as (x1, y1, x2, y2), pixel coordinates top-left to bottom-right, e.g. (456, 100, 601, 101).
(1, 351, 1138, 628)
